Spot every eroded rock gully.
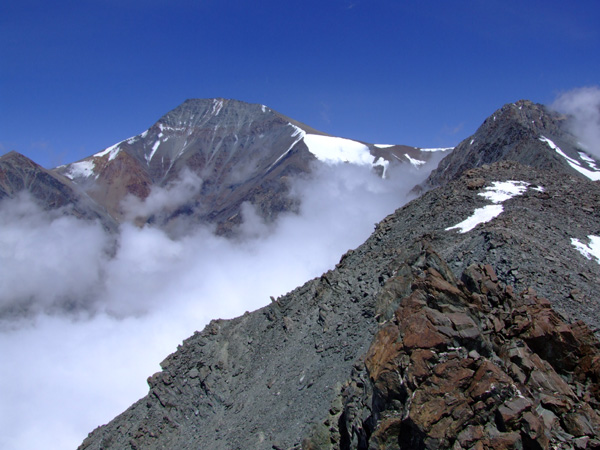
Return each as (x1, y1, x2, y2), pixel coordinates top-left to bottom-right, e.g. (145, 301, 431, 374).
(304, 244, 600, 450)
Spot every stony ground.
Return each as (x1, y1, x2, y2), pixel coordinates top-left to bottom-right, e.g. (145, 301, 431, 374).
(79, 161, 600, 449)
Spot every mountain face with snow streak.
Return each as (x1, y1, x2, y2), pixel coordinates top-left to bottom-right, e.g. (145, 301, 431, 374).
(423, 99, 600, 189)
(54, 98, 437, 234)
(0, 151, 117, 231)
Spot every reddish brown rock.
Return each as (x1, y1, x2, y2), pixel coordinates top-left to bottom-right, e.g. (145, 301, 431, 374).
(334, 248, 600, 450)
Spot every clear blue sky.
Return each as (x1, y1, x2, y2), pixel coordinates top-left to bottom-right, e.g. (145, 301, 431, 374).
(1, 0, 599, 168)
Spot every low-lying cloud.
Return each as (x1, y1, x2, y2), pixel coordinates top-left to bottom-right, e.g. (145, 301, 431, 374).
(0, 155, 443, 450)
(552, 86, 600, 158)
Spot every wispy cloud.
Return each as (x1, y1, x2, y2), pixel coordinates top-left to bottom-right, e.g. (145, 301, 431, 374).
(552, 86, 600, 158)
(0, 155, 442, 449)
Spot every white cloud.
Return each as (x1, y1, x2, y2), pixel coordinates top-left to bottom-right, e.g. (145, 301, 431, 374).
(552, 86, 600, 158)
(120, 168, 203, 222)
(0, 156, 441, 450)
(0, 192, 110, 316)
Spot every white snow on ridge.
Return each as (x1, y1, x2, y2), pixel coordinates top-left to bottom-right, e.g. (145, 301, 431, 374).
(446, 180, 532, 233)
(478, 180, 529, 203)
(445, 205, 504, 234)
(267, 124, 306, 170)
(94, 130, 150, 162)
(419, 147, 454, 152)
(62, 160, 96, 180)
(539, 136, 600, 181)
(571, 235, 600, 265)
(374, 144, 395, 148)
(158, 124, 186, 132)
(579, 152, 599, 170)
(303, 134, 374, 166)
(405, 154, 426, 167)
(94, 142, 122, 162)
(211, 99, 224, 116)
(373, 157, 389, 178)
(146, 140, 161, 164)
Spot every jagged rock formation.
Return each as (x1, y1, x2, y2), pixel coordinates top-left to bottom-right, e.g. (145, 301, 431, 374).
(78, 160, 600, 450)
(424, 100, 599, 188)
(0, 151, 117, 230)
(305, 245, 600, 449)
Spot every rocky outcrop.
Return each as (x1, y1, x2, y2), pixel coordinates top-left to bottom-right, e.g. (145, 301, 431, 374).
(304, 244, 600, 449)
(423, 100, 598, 189)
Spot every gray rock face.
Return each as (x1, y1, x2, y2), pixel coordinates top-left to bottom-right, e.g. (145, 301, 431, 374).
(56, 99, 320, 232)
(78, 160, 600, 450)
(0, 151, 117, 230)
(54, 98, 432, 234)
(423, 100, 598, 188)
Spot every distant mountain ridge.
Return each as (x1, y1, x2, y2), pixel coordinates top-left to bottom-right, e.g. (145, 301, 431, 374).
(48, 98, 443, 234)
(0, 151, 117, 230)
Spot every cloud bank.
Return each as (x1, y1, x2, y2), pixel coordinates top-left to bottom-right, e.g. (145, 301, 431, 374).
(552, 86, 600, 158)
(0, 156, 443, 450)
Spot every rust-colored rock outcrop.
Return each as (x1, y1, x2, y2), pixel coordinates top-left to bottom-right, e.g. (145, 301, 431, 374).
(314, 245, 600, 450)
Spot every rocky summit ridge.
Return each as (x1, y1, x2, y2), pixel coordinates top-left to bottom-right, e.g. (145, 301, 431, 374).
(79, 153, 600, 449)
(50, 98, 438, 234)
(423, 99, 598, 189)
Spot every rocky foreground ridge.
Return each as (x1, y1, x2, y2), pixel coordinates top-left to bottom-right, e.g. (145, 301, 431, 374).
(305, 243, 600, 449)
(78, 159, 600, 450)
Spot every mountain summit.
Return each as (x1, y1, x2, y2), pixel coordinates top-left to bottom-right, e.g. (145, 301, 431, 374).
(54, 98, 439, 233)
(76, 99, 600, 449)
(424, 100, 600, 188)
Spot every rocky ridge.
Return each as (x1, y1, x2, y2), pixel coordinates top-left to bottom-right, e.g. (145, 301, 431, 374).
(78, 160, 600, 450)
(0, 151, 117, 231)
(53, 98, 437, 234)
(424, 100, 598, 188)
(304, 243, 600, 449)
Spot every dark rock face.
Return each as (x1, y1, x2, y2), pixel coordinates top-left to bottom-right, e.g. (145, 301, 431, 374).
(54, 98, 432, 234)
(78, 161, 600, 450)
(56, 99, 319, 232)
(424, 100, 598, 188)
(0, 151, 117, 230)
(306, 245, 600, 449)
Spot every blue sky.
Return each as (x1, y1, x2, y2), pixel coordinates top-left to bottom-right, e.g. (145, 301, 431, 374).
(1, 0, 599, 168)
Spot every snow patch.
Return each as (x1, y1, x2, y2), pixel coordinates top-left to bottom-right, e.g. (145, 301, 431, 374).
(419, 147, 454, 152)
(571, 236, 600, 264)
(212, 99, 224, 116)
(539, 136, 600, 181)
(373, 157, 389, 178)
(446, 181, 530, 233)
(405, 154, 426, 167)
(146, 140, 161, 164)
(261, 105, 267, 113)
(478, 180, 529, 203)
(374, 144, 395, 148)
(303, 134, 374, 166)
(63, 160, 96, 180)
